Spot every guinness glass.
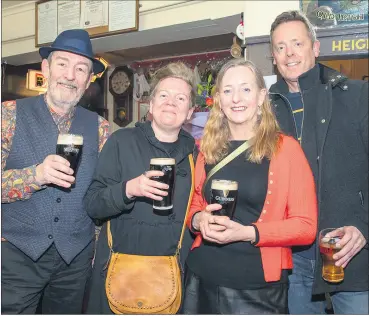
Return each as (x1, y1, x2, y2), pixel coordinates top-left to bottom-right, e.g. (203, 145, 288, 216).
(56, 134, 83, 176)
(210, 180, 238, 218)
(150, 158, 176, 211)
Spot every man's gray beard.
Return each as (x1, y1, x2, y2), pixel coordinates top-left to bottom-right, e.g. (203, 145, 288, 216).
(48, 93, 81, 113)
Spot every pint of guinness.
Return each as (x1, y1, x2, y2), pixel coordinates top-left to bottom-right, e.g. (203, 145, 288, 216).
(210, 180, 238, 218)
(150, 158, 176, 210)
(56, 134, 83, 175)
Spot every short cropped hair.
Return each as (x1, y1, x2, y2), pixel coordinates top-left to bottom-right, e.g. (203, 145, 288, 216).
(270, 10, 317, 44)
(149, 62, 196, 107)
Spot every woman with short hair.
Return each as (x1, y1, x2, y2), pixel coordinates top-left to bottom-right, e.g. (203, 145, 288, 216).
(84, 62, 196, 314)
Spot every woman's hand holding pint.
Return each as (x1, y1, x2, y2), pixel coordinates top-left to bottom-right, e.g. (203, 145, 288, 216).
(125, 170, 169, 200)
(192, 203, 225, 234)
(193, 204, 256, 245)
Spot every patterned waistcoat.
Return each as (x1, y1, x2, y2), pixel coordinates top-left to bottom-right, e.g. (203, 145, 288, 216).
(2, 95, 99, 264)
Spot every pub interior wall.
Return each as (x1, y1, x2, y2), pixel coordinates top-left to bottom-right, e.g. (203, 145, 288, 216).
(2, 0, 300, 132)
(2, 0, 299, 59)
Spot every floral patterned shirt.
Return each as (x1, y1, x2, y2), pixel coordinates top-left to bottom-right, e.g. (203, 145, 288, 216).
(1, 97, 110, 203)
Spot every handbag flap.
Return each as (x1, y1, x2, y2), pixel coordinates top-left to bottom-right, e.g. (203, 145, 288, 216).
(106, 253, 180, 314)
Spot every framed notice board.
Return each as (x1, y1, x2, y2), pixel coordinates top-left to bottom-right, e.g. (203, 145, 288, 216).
(35, 0, 139, 47)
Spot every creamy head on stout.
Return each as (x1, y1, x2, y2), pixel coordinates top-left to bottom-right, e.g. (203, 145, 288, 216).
(150, 158, 175, 166)
(211, 180, 238, 191)
(57, 134, 83, 146)
(56, 134, 84, 174)
(211, 180, 238, 218)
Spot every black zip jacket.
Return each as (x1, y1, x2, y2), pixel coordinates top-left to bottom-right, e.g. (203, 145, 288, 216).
(270, 63, 368, 294)
(83, 122, 195, 313)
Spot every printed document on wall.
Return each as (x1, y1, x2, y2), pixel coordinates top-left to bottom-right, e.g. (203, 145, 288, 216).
(38, 0, 58, 44)
(109, 1, 136, 32)
(80, 0, 108, 29)
(58, 1, 80, 34)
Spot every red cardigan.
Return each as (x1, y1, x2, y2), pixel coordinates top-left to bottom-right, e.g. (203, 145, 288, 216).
(187, 135, 318, 282)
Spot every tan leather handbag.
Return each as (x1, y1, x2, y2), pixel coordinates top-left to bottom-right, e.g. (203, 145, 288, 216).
(105, 154, 194, 314)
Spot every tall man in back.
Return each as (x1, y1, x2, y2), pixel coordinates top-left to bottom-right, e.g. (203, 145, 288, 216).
(1, 29, 110, 313)
(269, 10, 368, 315)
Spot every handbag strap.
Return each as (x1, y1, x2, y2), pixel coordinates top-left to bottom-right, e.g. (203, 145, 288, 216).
(107, 154, 195, 257)
(202, 141, 250, 197)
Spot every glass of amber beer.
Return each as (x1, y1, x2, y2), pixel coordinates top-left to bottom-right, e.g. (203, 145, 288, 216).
(319, 228, 344, 283)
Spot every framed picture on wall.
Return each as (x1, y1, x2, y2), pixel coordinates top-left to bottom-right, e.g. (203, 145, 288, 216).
(138, 102, 150, 122)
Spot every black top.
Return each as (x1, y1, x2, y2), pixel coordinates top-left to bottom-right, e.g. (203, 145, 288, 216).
(84, 122, 195, 262)
(285, 92, 316, 260)
(286, 92, 303, 141)
(160, 139, 180, 153)
(186, 141, 288, 289)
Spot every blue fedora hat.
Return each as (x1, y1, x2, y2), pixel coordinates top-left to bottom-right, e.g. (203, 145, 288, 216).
(39, 29, 105, 74)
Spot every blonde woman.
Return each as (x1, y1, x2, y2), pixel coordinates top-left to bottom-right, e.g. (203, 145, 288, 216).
(182, 59, 318, 314)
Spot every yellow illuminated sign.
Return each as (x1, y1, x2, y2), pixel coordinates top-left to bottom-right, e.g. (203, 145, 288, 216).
(26, 70, 47, 92)
(91, 57, 109, 83)
(332, 38, 369, 52)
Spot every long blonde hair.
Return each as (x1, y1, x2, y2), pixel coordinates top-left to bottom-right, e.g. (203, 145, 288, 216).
(201, 59, 281, 164)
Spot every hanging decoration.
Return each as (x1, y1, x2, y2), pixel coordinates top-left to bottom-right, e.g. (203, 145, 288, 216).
(193, 65, 201, 86)
(230, 36, 242, 58)
(236, 13, 244, 40)
(195, 73, 215, 112)
(133, 72, 150, 101)
(130, 50, 232, 89)
(237, 12, 247, 60)
(130, 50, 232, 137)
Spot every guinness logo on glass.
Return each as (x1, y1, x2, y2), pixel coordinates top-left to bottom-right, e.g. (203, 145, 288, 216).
(211, 180, 238, 219)
(56, 134, 83, 179)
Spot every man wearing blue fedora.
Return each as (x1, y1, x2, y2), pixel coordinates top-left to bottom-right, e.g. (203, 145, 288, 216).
(1, 29, 110, 313)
